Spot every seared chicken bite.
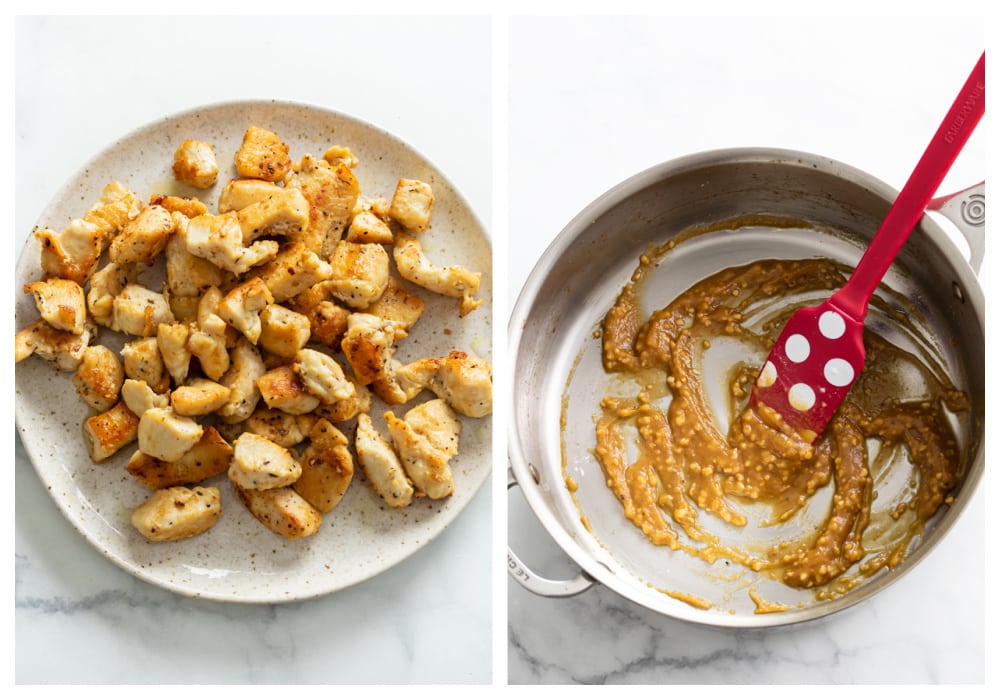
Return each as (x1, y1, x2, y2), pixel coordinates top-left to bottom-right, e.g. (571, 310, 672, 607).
(294, 419, 354, 513)
(258, 304, 311, 358)
(218, 178, 285, 213)
(35, 219, 105, 286)
(149, 194, 209, 219)
(322, 145, 359, 169)
(137, 406, 205, 462)
(121, 378, 170, 417)
(287, 282, 350, 348)
(15, 319, 92, 372)
(355, 413, 413, 508)
(229, 432, 302, 490)
(393, 231, 483, 316)
(131, 485, 221, 542)
(23, 277, 87, 334)
(312, 377, 372, 423)
(340, 313, 397, 386)
(233, 484, 322, 540)
(363, 277, 425, 340)
(185, 211, 279, 275)
(286, 154, 359, 257)
(165, 216, 232, 297)
(72, 344, 124, 412)
(126, 426, 232, 490)
(217, 338, 266, 423)
(171, 378, 231, 417)
(108, 204, 175, 265)
(385, 399, 461, 500)
(218, 277, 274, 344)
(388, 178, 434, 233)
(256, 364, 320, 415)
(252, 241, 332, 303)
(172, 139, 219, 189)
(346, 210, 394, 245)
(186, 287, 231, 381)
(242, 406, 311, 448)
(83, 181, 142, 240)
(236, 187, 310, 243)
(234, 126, 292, 182)
(87, 262, 139, 329)
(326, 241, 390, 309)
(397, 350, 493, 418)
(121, 336, 168, 392)
(157, 322, 191, 385)
(83, 401, 140, 462)
(293, 348, 355, 404)
(113, 283, 175, 337)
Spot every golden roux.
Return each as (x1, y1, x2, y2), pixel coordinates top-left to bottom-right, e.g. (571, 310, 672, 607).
(595, 253, 968, 593)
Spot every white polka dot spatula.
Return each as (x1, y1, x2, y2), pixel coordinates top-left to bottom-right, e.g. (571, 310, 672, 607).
(751, 52, 985, 442)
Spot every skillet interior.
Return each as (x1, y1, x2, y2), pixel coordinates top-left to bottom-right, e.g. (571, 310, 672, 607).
(508, 149, 984, 626)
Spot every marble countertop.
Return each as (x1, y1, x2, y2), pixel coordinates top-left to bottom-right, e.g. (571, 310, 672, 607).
(13, 15, 493, 684)
(506, 14, 986, 684)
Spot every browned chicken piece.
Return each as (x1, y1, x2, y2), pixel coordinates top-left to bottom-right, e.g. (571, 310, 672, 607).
(87, 262, 139, 328)
(73, 345, 124, 412)
(312, 377, 372, 423)
(236, 187, 310, 243)
(363, 277, 425, 340)
(157, 322, 191, 385)
(120, 378, 170, 417)
(346, 209, 394, 245)
(131, 486, 222, 542)
(23, 277, 87, 334)
(326, 241, 390, 309)
(172, 139, 219, 189)
(108, 205, 176, 265)
(137, 406, 205, 462)
(287, 282, 350, 348)
(217, 338, 266, 423)
(171, 378, 231, 416)
(256, 364, 320, 415)
(294, 419, 354, 513)
(113, 283, 175, 337)
(385, 399, 461, 500)
(233, 483, 322, 540)
(234, 126, 292, 182)
(393, 231, 483, 316)
(293, 348, 355, 404)
(218, 178, 285, 213)
(126, 426, 232, 489)
(229, 432, 302, 490)
(286, 154, 360, 257)
(165, 215, 233, 298)
(149, 194, 209, 218)
(83, 401, 140, 462)
(186, 287, 231, 381)
(388, 178, 434, 233)
(397, 350, 493, 418)
(258, 304, 311, 358)
(242, 406, 311, 448)
(121, 336, 168, 392)
(185, 211, 279, 275)
(35, 219, 105, 286)
(355, 413, 413, 508)
(83, 181, 142, 241)
(322, 145, 359, 169)
(15, 319, 93, 371)
(218, 277, 274, 344)
(252, 241, 332, 303)
(340, 313, 398, 386)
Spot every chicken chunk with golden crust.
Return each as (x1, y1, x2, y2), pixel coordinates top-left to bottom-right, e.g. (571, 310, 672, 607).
(385, 399, 461, 500)
(218, 277, 274, 344)
(15, 319, 93, 372)
(286, 154, 359, 257)
(121, 336, 168, 392)
(83, 401, 140, 462)
(252, 242, 332, 303)
(397, 350, 493, 418)
(234, 126, 292, 182)
(388, 178, 434, 233)
(171, 378, 232, 417)
(109, 204, 176, 265)
(256, 364, 320, 415)
(83, 181, 142, 240)
(35, 219, 105, 286)
(293, 348, 355, 404)
(24, 277, 87, 334)
(172, 139, 219, 189)
(185, 211, 279, 276)
(218, 178, 285, 213)
(355, 413, 413, 508)
(137, 406, 205, 462)
(393, 231, 483, 316)
(131, 486, 221, 542)
(229, 432, 302, 490)
(113, 283, 175, 337)
(73, 344, 124, 412)
(233, 484, 322, 540)
(294, 420, 354, 513)
(326, 241, 390, 309)
(217, 338, 266, 423)
(126, 426, 232, 490)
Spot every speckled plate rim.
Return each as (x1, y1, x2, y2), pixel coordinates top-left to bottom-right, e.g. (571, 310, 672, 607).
(15, 99, 493, 604)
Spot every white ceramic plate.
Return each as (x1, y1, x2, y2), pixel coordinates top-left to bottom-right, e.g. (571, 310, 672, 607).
(14, 100, 492, 603)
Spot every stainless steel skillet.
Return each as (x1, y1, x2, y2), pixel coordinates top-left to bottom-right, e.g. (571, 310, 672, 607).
(507, 148, 984, 627)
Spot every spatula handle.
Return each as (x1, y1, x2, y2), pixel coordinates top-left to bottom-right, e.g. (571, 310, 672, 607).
(831, 52, 985, 321)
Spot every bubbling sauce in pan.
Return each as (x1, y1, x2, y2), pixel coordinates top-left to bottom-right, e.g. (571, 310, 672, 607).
(594, 241, 969, 599)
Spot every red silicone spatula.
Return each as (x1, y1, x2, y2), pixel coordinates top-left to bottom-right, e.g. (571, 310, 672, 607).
(750, 52, 985, 442)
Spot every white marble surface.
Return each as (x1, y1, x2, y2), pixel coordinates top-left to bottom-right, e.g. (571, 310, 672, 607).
(13, 15, 492, 684)
(507, 14, 987, 684)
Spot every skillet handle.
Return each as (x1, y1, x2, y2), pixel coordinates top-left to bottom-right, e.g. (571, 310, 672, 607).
(928, 181, 985, 274)
(507, 470, 596, 597)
